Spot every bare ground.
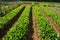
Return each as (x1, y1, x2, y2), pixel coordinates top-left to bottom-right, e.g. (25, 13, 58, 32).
(32, 7, 41, 40)
(22, 4, 31, 6)
(38, 5, 60, 37)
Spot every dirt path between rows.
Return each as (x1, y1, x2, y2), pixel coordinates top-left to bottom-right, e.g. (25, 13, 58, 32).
(38, 5, 60, 37)
(22, 4, 31, 6)
(25, 6, 41, 40)
(47, 7, 60, 15)
(32, 7, 41, 40)
(0, 6, 25, 40)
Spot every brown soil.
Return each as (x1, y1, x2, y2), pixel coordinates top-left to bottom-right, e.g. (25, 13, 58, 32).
(22, 4, 31, 6)
(47, 7, 60, 15)
(38, 5, 60, 37)
(0, 6, 25, 40)
(32, 7, 41, 40)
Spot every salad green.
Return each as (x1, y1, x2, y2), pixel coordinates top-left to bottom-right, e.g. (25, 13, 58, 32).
(3, 6, 31, 40)
(0, 5, 24, 29)
(33, 5, 60, 40)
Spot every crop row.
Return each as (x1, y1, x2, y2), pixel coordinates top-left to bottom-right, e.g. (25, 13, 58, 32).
(33, 6, 60, 40)
(41, 6, 60, 26)
(0, 5, 24, 29)
(0, 5, 17, 16)
(3, 6, 31, 40)
(0, 3, 21, 17)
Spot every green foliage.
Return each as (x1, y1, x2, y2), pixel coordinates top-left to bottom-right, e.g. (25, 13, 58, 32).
(0, 2, 21, 17)
(33, 6, 59, 40)
(3, 6, 31, 40)
(0, 5, 23, 29)
(42, 6, 60, 26)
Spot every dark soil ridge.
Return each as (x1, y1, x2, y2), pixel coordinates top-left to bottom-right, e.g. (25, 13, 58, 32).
(38, 5, 60, 37)
(0, 6, 25, 40)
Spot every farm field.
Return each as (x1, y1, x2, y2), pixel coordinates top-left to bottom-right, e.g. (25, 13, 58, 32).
(0, 1, 60, 40)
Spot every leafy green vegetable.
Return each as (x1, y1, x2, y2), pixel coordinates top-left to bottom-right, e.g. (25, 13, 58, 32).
(41, 6, 60, 26)
(33, 5, 59, 40)
(0, 5, 24, 29)
(3, 6, 31, 40)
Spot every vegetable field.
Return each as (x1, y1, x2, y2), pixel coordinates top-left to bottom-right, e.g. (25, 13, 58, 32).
(0, 2, 60, 40)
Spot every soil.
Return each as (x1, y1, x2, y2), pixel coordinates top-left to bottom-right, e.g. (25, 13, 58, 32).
(0, 6, 25, 40)
(38, 5, 60, 37)
(22, 4, 31, 6)
(32, 7, 41, 40)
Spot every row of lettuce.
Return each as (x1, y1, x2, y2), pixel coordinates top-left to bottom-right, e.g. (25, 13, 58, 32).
(0, 5, 24, 29)
(0, 3, 21, 17)
(3, 6, 31, 40)
(33, 6, 60, 40)
(40, 4, 60, 27)
(40, 3, 60, 34)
